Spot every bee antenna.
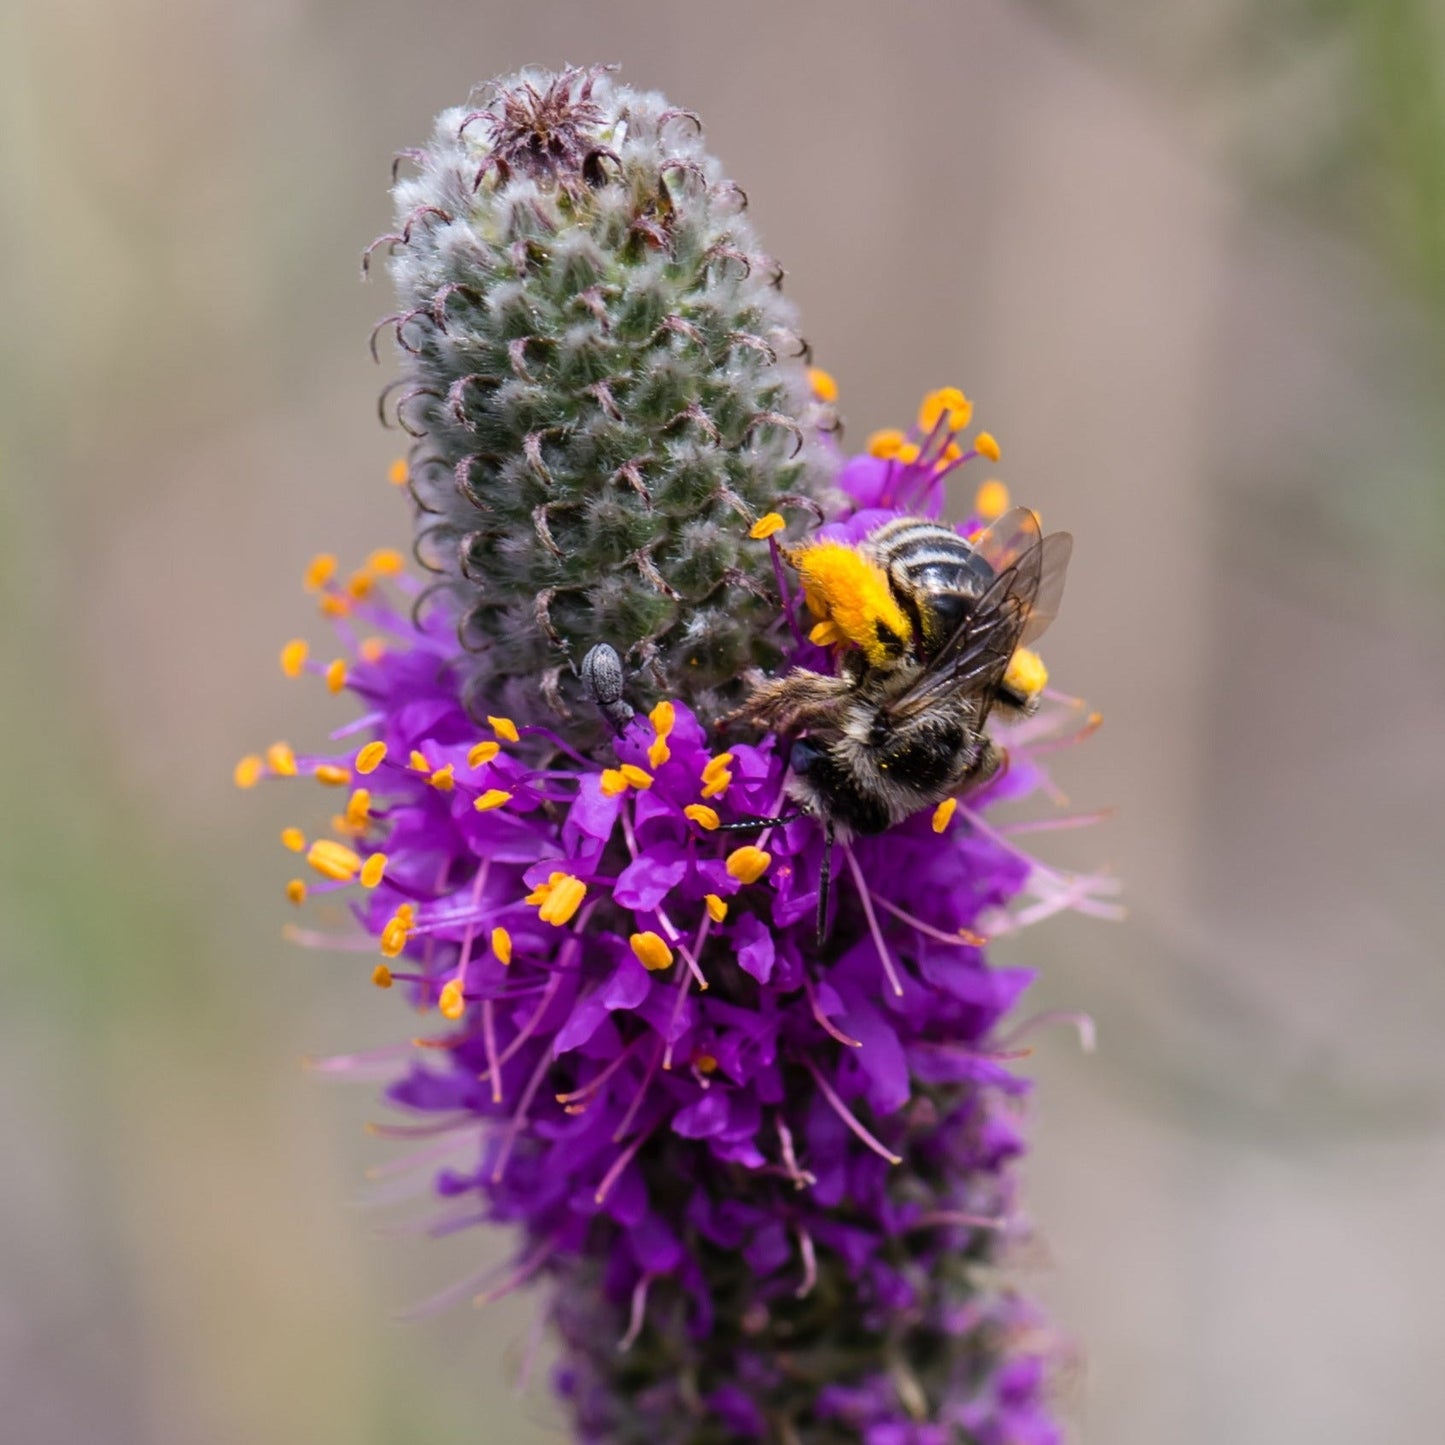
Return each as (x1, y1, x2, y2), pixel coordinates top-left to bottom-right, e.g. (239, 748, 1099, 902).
(816, 821, 835, 946)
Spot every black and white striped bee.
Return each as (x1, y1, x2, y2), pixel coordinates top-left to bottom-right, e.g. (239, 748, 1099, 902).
(737, 507, 1072, 934)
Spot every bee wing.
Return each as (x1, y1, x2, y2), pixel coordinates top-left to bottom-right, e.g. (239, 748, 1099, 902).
(884, 517, 1071, 720)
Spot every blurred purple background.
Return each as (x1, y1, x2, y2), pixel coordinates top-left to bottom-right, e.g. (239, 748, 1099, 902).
(4, 2, 1443, 1441)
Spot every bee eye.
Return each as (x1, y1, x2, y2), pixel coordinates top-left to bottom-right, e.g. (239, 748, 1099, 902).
(790, 739, 822, 775)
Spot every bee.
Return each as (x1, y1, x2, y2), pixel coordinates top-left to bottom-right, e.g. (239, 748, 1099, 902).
(736, 507, 1072, 936)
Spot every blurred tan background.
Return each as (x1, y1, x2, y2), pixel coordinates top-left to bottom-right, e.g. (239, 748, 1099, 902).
(4, 1, 1444, 1441)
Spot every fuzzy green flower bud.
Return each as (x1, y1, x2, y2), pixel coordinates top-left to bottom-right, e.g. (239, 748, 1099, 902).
(377, 66, 832, 728)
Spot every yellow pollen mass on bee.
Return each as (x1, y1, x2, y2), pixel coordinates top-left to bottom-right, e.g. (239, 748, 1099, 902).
(1003, 646, 1048, 699)
(791, 541, 912, 667)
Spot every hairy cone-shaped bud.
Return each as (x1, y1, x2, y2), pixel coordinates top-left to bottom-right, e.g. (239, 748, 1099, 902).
(379, 67, 831, 727)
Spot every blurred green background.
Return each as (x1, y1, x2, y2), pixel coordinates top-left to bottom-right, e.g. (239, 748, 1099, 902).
(4, 2, 1444, 1441)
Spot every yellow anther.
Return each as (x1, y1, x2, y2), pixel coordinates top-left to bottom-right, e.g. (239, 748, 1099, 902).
(429, 764, 455, 791)
(488, 715, 520, 743)
(808, 367, 839, 403)
(534, 873, 586, 926)
(649, 699, 676, 738)
(630, 931, 674, 972)
(694, 1053, 719, 1074)
(866, 428, 907, 460)
(387, 457, 409, 487)
(619, 764, 654, 790)
(473, 788, 513, 812)
(1003, 647, 1048, 699)
(307, 839, 362, 881)
(685, 804, 720, 831)
(647, 736, 671, 769)
(793, 541, 913, 667)
(396, 903, 416, 925)
(372, 964, 393, 989)
(367, 548, 405, 576)
(808, 619, 845, 648)
(314, 764, 351, 786)
(286, 879, 307, 905)
(918, 387, 973, 434)
(233, 754, 264, 789)
(409, 750, 430, 772)
(749, 512, 786, 540)
(468, 740, 501, 768)
(700, 769, 733, 800)
(726, 846, 772, 884)
(281, 826, 306, 853)
(896, 443, 921, 465)
(704, 893, 728, 923)
(599, 769, 629, 798)
(266, 742, 297, 777)
(360, 853, 387, 889)
(304, 553, 338, 591)
(932, 797, 958, 834)
(379, 907, 414, 958)
(346, 569, 374, 601)
(359, 637, 387, 663)
(355, 740, 387, 775)
(280, 639, 309, 678)
(974, 479, 1010, 520)
(701, 753, 735, 784)
(438, 979, 466, 1020)
(319, 593, 352, 619)
(491, 927, 512, 965)
(326, 658, 348, 693)
(975, 431, 1001, 462)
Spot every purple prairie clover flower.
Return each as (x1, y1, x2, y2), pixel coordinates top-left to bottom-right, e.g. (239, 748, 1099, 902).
(240, 68, 1119, 1445)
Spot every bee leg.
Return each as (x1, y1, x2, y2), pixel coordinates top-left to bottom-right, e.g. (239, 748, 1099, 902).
(816, 819, 835, 945)
(579, 643, 635, 737)
(712, 811, 807, 832)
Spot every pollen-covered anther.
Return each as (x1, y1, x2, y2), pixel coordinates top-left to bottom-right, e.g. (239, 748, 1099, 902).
(267, 742, 298, 777)
(488, 715, 520, 744)
(600, 769, 629, 798)
(647, 700, 676, 769)
(346, 790, 373, 830)
(319, 593, 352, 620)
(315, 764, 352, 786)
(281, 827, 306, 852)
(360, 853, 387, 889)
(474, 788, 512, 812)
(808, 367, 839, 403)
(693, 1052, 719, 1075)
(866, 428, 907, 460)
(1004, 647, 1048, 698)
(371, 964, 393, 989)
(527, 872, 587, 926)
(307, 839, 362, 882)
(304, 553, 338, 592)
(438, 979, 466, 1020)
(726, 846, 772, 884)
(409, 750, 430, 773)
(630, 931, 674, 972)
(619, 764, 653, 790)
(975, 479, 1010, 520)
(355, 741, 387, 774)
(234, 755, 264, 789)
(359, 638, 387, 663)
(684, 804, 720, 831)
(704, 893, 728, 923)
(367, 548, 405, 576)
(492, 927, 512, 965)
(379, 903, 416, 958)
(326, 659, 348, 693)
(748, 512, 786, 541)
(932, 798, 958, 833)
(346, 569, 374, 601)
(468, 740, 501, 768)
(285, 879, 307, 905)
(428, 764, 456, 791)
(918, 386, 973, 433)
(975, 431, 1001, 462)
(280, 639, 309, 678)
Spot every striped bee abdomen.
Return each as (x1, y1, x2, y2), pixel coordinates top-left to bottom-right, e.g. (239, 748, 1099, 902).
(864, 518, 996, 654)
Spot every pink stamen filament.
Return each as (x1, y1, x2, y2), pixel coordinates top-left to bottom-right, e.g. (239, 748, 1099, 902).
(490, 1049, 552, 1184)
(482, 999, 503, 1104)
(868, 892, 986, 948)
(991, 1009, 1097, 1055)
(474, 1236, 556, 1308)
(911, 1211, 1007, 1231)
(794, 1224, 818, 1299)
(618, 1272, 655, 1352)
(844, 846, 904, 997)
(594, 1126, 655, 1205)
(556, 1037, 642, 1105)
(801, 970, 862, 1049)
(801, 1054, 901, 1166)
(776, 1114, 816, 1189)
(612, 1038, 664, 1143)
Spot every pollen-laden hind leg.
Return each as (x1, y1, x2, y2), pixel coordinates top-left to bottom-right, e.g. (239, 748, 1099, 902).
(734, 669, 854, 735)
